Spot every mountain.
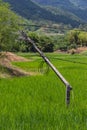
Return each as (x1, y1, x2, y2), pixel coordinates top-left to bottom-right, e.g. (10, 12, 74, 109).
(3, 0, 84, 27)
(32, 0, 87, 9)
(70, 0, 87, 9)
(32, 0, 87, 22)
(32, 0, 73, 7)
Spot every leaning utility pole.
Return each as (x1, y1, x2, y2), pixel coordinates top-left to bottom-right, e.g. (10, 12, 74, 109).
(21, 31, 72, 106)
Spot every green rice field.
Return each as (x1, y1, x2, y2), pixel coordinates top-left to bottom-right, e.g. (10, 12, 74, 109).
(0, 53, 87, 130)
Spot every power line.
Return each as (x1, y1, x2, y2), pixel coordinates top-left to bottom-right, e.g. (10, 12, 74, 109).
(0, 22, 64, 30)
(18, 24, 59, 29)
(49, 57, 87, 65)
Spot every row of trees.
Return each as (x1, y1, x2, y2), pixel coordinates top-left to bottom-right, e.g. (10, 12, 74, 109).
(54, 30, 87, 51)
(19, 32, 54, 52)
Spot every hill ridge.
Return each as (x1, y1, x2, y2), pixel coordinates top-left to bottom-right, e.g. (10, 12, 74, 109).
(3, 0, 83, 27)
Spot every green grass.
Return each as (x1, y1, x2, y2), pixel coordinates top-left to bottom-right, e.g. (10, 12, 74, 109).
(0, 53, 87, 130)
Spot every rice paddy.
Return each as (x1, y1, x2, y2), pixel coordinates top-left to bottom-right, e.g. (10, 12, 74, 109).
(0, 53, 87, 130)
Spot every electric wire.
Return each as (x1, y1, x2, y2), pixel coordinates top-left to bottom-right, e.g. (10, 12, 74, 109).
(0, 22, 64, 31)
(48, 57, 87, 65)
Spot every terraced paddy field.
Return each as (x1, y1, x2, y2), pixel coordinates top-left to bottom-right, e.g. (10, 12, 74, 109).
(0, 53, 87, 130)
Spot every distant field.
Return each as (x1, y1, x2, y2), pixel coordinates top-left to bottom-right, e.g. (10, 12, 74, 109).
(0, 53, 87, 130)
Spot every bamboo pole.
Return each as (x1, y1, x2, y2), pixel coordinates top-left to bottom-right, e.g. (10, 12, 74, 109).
(21, 31, 72, 106)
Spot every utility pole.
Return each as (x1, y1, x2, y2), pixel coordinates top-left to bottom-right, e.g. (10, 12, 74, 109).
(21, 31, 72, 106)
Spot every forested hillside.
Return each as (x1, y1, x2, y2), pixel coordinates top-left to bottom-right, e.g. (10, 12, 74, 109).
(70, 0, 87, 9)
(33, 0, 87, 22)
(33, 0, 73, 7)
(3, 0, 82, 27)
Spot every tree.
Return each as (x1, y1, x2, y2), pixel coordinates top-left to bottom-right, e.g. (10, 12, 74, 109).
(28, 32, 54, 52)
(67, 29, 87, 48)
(0, 1, 21, 51)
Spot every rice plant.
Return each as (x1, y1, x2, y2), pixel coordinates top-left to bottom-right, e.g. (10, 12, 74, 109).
(0, 53, 87, 130)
